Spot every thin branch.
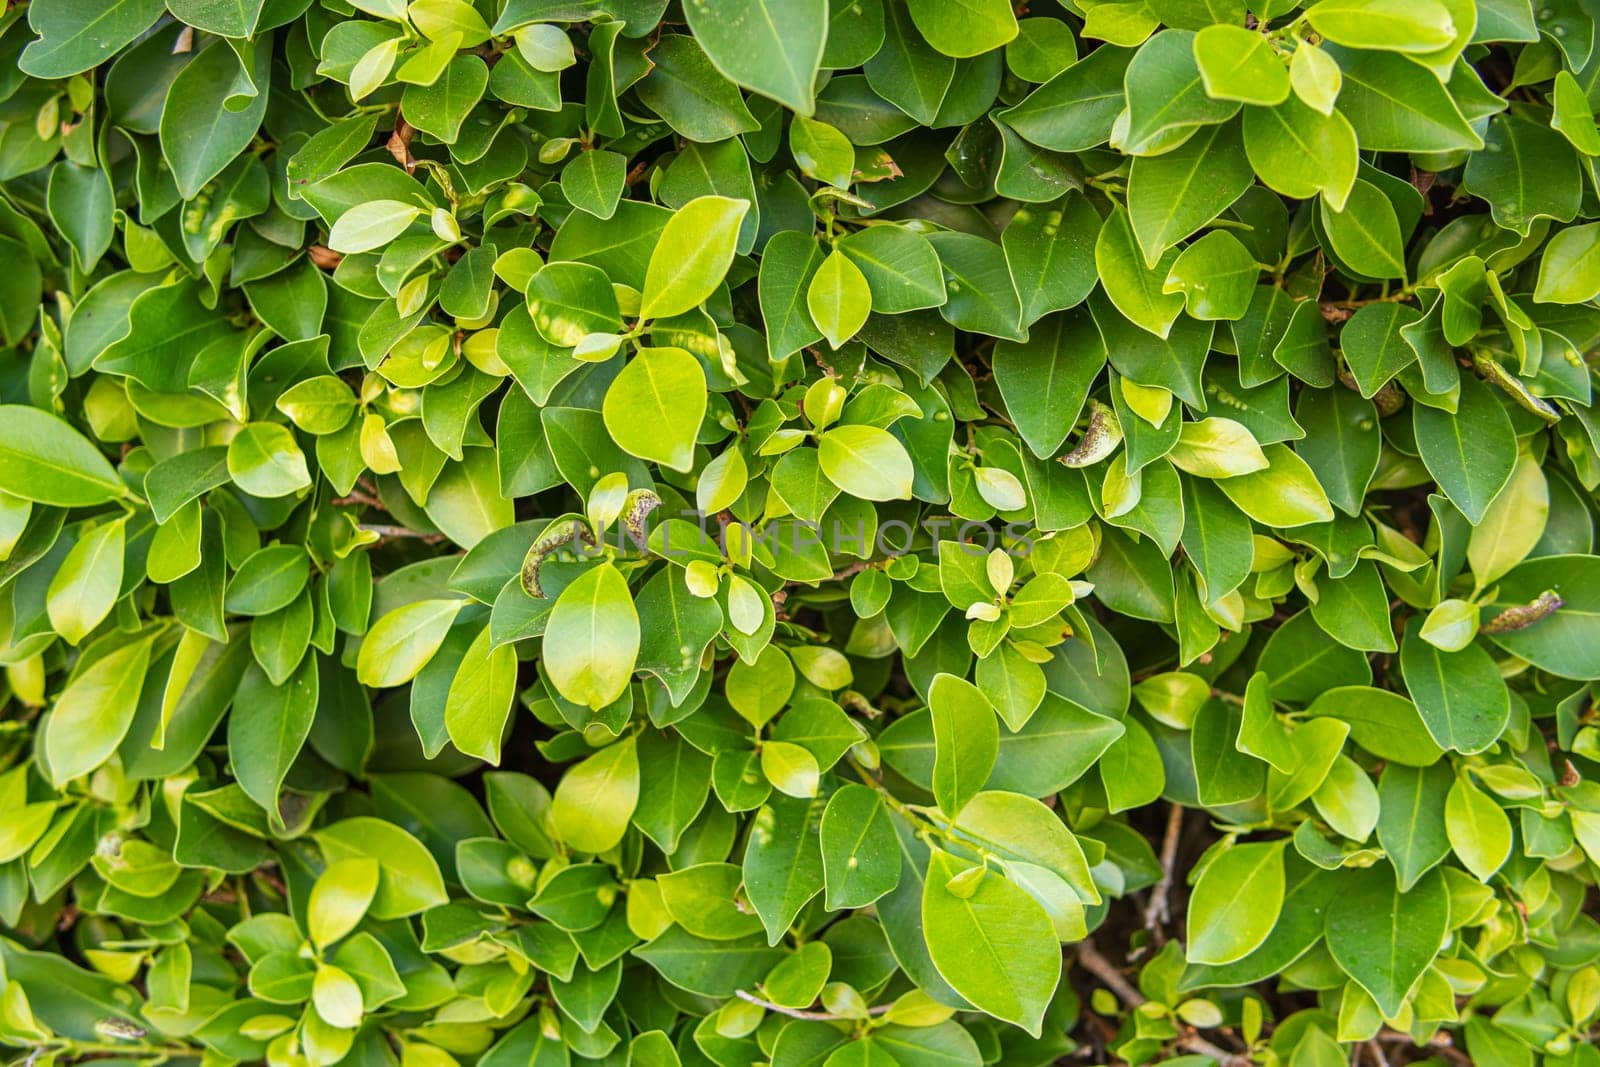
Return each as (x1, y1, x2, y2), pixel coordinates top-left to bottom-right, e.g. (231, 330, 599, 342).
(734, 989, 892, 1021)
(1076, 940, 1249, 1067)
(334, 488, 385, 509)
(359, 524, 444, 542)
(1075, 939, 1145, 1007)
(1145, 803, 1185, 938)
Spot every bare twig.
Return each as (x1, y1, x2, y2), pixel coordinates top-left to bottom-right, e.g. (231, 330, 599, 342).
(1075, 939, 1145, 1007)
(360, 524, 445, 543)
(334, 488, 385, 509)
(1076, 940, 1250, 1067)
(734, 989, 892, 1022)
(1146, 803, 1185, 938)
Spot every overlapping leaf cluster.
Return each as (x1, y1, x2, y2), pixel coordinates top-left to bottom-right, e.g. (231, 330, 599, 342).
(2, 0, 1600, 1064)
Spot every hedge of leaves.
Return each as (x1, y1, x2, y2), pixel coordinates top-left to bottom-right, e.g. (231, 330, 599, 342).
(5, 0, 1600, 1064)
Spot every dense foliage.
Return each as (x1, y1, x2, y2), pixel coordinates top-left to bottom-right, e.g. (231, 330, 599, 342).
(2, 0, 1600, 1064)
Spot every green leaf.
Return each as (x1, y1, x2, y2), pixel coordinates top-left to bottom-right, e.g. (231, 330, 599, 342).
(308, 858, 381, 950)
(229, 658, 319, 820)
(1127, 122, 1254, 268)
(42, 633, 154, 786)
(789, 115, 856, 188)
(820, 783, 902, 909)
(552, 735, 639, 853)
(838, 226, 948, 313)
(1096, 205, 1184, 338)
(227, 423, 312, 499)
(1444, 774, 1511, 882)
(601, 347, 707, 473)
(1167, 417, 1268, 478)
(1163, 230, 1258, 321)
(0, 405, 123, 506)
(1215, 443, 1335, 527)
(1003, 191, 1102, 327)
(326, 200, 422, 254)
(743, 793, 825, 943)
(640, 196, 750, 320)
(992, 310, 1103, 459)
(20, 0, 166, 78)
(921, 849, 1060, 1037)
(1534, 221, 1600, 304)
(1412, 374, 1516, 524)
(526, 261, 622, 347)
(445, 625, 518, 764)
(928, 673, 997, 818)
(682, 0, 827, 115)
(1324, 46, 1482, 152)
(1374, 761, 1452, 891)
(1193, 25, 1290, 105)
(1321, 178, 1407, 279)
(807, 249, 873, 350)
(46, 519, 123, 645)
(1462, 113, 1581, 237)
(905, 0, 1017, 58)
(949, 790, 1098, 905)
(1242, 94, 1358, 210)
(159, 40, 271, 200)
(1120, 30, 1240, 155)
(1398, 619, 1509, 754)
(357, 599, 464, 688)
(1187, 841, 1286, 965)
(818, 424, 914, 501)
(561, 150, 626, 221)
(315, 818, 449, 919)
(1324, 865, 1449, 1017)
(1466, 453, 1547, 585)
(543, 563, 639, 711)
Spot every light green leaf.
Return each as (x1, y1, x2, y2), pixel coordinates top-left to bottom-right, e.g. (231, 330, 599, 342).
(1304, 0, 1458, 53)
(905, 0, 1018, 58)
(1445, 774, 1511, 882)
(552, 735, 640, 853)
(1167, 417, 1269, 478)
(43, 633, 154, 786)
(1186, 840, 1286, 965)
(543, 563, 639, 711)
(921, 849, 1060, 1037)
(1215, 444, 1334, 527)
(308, 858, 381, 950)
(818, 424, 914, 501)
(0, 405, 123, 506)
(807, 249, 873, 350)
(602, 347, 707, 473)
(46, 519, 124, 646)
(640, 196, 750, 320)
(1193, 25, 1289, 105)
(445, 625, 518, 764)
(357, 599, 463, 688)
(316, 818, 449, 919)
(928, 673, 997, 818)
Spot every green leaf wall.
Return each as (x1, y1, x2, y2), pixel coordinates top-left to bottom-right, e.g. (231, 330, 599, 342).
(0, 0, 1599, 1064)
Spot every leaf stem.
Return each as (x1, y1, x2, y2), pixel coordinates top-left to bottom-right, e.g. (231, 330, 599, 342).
(734, 988, 893, 1021)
